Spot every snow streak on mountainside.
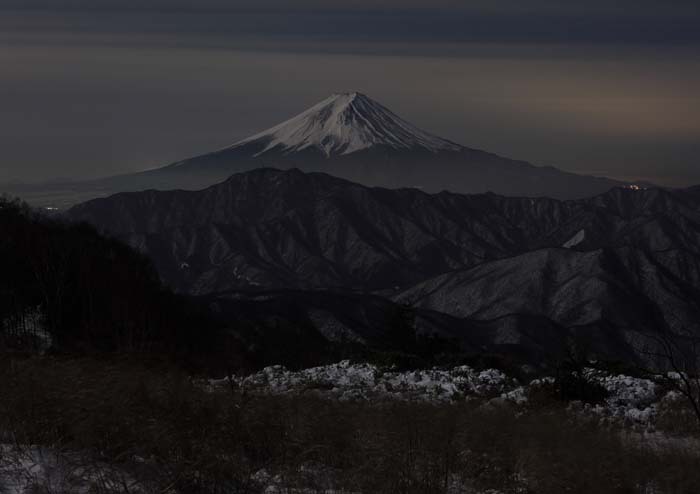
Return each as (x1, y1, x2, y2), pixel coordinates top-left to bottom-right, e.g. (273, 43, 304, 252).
(224, 92, 463, 157)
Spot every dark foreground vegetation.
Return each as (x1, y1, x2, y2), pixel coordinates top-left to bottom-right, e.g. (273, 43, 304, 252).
(2, 197, 700, 492)
(0, 197, 470, 374)
(0, 199, 193, 350)
(1, 356, 699, 494)
(0, 197, 248, 372)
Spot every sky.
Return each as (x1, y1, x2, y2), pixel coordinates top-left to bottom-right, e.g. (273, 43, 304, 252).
(1, 1, 699, 186)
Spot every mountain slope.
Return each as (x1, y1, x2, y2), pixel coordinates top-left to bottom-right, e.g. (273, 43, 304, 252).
(391, 245, 700, 363)
(222, 92, 462, 157)
(65, 169, 700, 363)
(152, 92, 628, 200)
(6, 93, 637, 208)
(67, 168, 700, 295)
(205, 289, 592, 366)
(66, 168, 583, 293)
(394, 247, 700, 333)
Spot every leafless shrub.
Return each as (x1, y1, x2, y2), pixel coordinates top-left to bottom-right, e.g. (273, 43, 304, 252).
(639, 325, 700, 430)
(1, 356, 699, 493)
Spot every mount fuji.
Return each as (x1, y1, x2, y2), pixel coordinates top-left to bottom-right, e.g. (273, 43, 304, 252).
(6, 92, 636, 206)
(147, 92, 627, 199)
(210, 92, 463, 157)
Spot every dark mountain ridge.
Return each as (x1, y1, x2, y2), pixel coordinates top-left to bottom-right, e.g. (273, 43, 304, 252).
(67, 168, 700, 294)
(65, 168, 700, 364)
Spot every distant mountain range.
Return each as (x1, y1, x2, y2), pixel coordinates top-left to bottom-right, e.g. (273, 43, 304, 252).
(6, 92, 641, 207)
(67, 168, 700, 364)
(8, 90, 690, 365)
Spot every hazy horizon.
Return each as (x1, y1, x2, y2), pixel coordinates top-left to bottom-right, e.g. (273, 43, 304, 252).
(1, 1, 699, 186)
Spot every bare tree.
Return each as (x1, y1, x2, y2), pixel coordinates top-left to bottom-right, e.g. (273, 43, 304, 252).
(640, 325, 700, 427)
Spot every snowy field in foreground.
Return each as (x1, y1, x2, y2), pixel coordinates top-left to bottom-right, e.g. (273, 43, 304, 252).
(213, 361, 677, 429)
(2, 362, 695, 493)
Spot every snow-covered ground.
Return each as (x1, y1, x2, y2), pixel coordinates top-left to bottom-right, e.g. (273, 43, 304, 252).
(214, 361, 513, 402)
(0, 445, 143, 494)
(1, 306, 51, 353)
(563, 228, 586, 248)
(583, 369, 659, 427)
(213, 361, 679, 430)
(2, 362, 696, 493)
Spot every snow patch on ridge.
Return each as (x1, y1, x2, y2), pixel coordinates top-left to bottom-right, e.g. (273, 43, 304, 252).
(229, 92, 463, 158)
(563, 229, 586, 248)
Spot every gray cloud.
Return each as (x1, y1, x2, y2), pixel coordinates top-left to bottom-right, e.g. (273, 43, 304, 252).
(3, 0, 698, 12)
(2, 4, 699, 47)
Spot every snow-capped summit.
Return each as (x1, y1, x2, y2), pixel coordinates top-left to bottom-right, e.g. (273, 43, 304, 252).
(78, 91, 630, 203)
(229, 92, 463, 158)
